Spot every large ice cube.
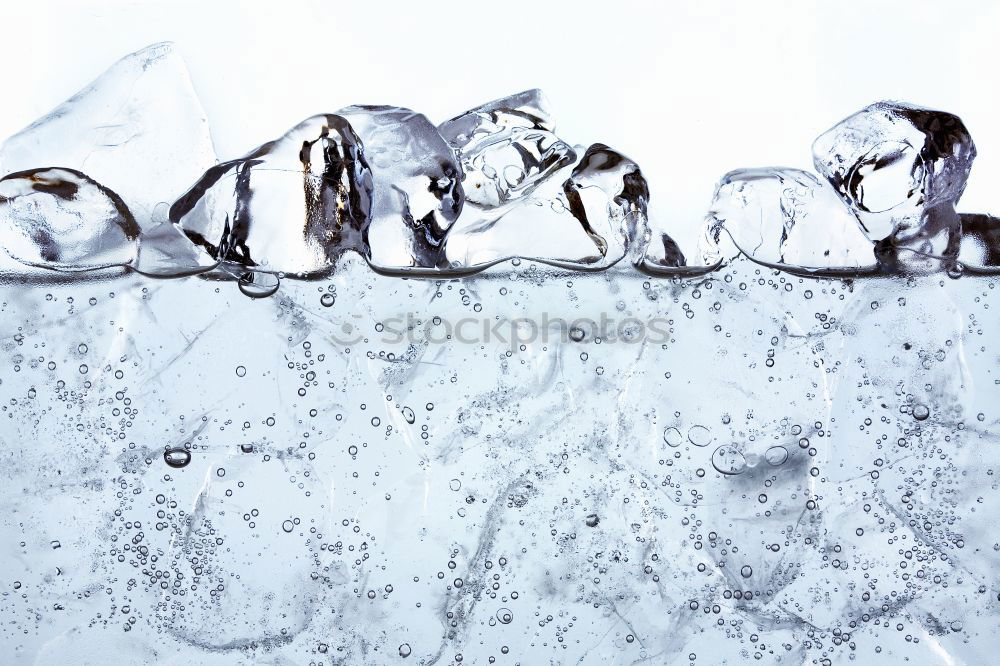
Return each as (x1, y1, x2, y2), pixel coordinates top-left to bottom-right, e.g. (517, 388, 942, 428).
(443, 143, 650, 271)
(0, 167, 139, 270)
(0, 42, 217, 229)
(335, 105, 463, 272)
(698, 167, 876, 273)
(170, 115, 372, 277)
(438, 89, 576, 208)
(812, 101, 975, 270)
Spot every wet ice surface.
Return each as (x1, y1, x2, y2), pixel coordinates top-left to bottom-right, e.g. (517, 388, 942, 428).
(0, 42, 217, 231)
(2, 257, 1000, 665)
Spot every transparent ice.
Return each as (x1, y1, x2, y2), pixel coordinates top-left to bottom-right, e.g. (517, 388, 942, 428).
(812, 101, 976, 272)
(0, 167, 138, 271)
(699, 168, 876, 274)
(444, 142, 652, 271)
(336, 105, 463, 273)
(171, 114, 372, 277)
(438, 89, 576, 208)
(0, 42, 217, 230)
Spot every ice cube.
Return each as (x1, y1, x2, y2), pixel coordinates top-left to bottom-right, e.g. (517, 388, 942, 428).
(170, 114, 372, 277)
(0, 42, 217, 229)
(698, 168, 876, 273)
(132, 203, 219, 277)
(812, 101, 975, 271)
(0, 167, 139, 270)
(443, 143, 650, 271)
(438, 89, 576, 208)
(958, 213, 1000, 273)
(335, 105, 463, 272)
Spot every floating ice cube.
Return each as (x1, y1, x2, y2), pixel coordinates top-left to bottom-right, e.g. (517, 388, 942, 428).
(0, 167, 139, 270)
(132, 204, 220, 278)
(443, 143, 650, 271)
(169, 115, 372, 277)
(0, 43, 217, 229)
(698, 167, 876, 273)
(335, 105, 463, 272)
(438, 89, 576, 208)
(812, 101, 975, 271)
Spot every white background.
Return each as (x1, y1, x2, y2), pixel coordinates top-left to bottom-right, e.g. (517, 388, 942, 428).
(2, 0, 998, 252)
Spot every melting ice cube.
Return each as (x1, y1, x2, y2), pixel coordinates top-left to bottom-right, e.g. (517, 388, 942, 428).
(443, 143, 650, 271)
(0, 42, 217, 229)
(438, 89, 576, 208)
(812, 101, 975, 271)
(699, 167, 876, 273)
(170, 115, 372, 277)
(0, 167, 139, 270)
(336, 105, 463, 272)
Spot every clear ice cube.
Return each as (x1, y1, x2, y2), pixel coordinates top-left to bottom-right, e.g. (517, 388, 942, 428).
(335, 105, 463, 272)
(958, 213, 1000, 273)
(132, 203, 220, 277)
(0, 167, 139, 270)
(812, 101, 976, 270)
(0, 42, 217, 229)
(438, 89, 576, 208)
(443, 143, 650, 271)
(170, 115, 372, 277)
(699, 167, 876, 273)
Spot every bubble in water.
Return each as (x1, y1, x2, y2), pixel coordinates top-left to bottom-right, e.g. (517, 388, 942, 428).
(320, 293, 335, 307)
(740, 565, 753, 578)
(711, 444, 747, 475)
(163, 448, 191, 468)
(764, 445, 788, 466)
(913, 404, 930, 421)
(282, 520, 294, 533)
(687, 425, 713, 447)
(663, 427, 683, 447)
(497, 608, 513, 624)
(399, 644, 412, 658)
(238, 271, 280, 299)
